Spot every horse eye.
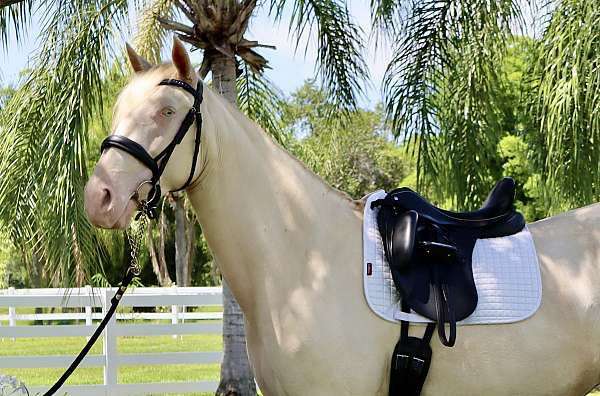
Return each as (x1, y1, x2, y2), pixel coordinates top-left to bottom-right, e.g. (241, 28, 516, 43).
(161, 107, 175, 117)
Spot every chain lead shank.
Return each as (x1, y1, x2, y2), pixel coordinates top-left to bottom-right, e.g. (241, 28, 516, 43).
(44, 213, 149, 396)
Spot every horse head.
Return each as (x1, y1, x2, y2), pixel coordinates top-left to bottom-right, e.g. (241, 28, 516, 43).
(84, 38, 203, 229)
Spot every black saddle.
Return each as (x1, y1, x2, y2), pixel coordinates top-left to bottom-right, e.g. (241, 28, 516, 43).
(372, 178, 525, 346)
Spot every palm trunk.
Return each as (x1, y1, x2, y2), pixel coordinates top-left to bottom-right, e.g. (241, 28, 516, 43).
(212, 54, 257, 396)
(159, 208, 169, 279)
(185, 207, 195, 286)
(173, 194, 189, 286)
(30, 251, 44, 325)
(147, 219, 172, 286)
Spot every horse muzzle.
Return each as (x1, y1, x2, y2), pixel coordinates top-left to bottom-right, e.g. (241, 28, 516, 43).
(84, 172, 139, 229)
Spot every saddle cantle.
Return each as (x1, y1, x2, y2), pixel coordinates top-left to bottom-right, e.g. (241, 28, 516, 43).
(373, 178, 526, 396)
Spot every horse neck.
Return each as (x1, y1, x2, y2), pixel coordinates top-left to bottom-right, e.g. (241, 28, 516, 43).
(186, 89, 359, 315)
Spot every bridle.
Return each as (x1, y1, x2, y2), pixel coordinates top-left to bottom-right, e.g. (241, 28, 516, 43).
(100, 78, 204, 219)
(43, 77, 204, 396)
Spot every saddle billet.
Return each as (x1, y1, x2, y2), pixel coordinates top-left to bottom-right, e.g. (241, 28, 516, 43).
(371, 178, 525, 395)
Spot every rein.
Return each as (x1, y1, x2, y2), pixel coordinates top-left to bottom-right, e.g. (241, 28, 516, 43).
(44, 78, 203, 396)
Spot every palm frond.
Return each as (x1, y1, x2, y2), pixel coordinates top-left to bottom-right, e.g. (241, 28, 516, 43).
(531, 0, 599, 211)
(269, 0, 369, 111)
(383, 0, 521, 209)
(382, 0, 451, 195)
(0, 0, 33, 48)
(0, 0, 140, 286)
(237, 64, 287, 146)
(133, 0, 174, 64)
(369, 0, 403, 41)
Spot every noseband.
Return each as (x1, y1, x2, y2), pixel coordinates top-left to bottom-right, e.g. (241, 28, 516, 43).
(100, 78, 204, 218)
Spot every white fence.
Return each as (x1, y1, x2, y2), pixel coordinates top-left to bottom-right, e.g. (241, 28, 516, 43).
(0, 286, 223, 395)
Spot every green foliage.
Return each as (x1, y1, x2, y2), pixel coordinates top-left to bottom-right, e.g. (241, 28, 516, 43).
(0, 80, 16, 108)
(531, 0, 599, 211)
(0, 0, 32, 48)
(237, 66, 287, 146)
(0, 231, 13, 287)
(497, 135, 545, 221)
(377, 0, 598, 213)
(383, 0, 521, 210)
(133, 0, 175, 64)
(498, 135, 530, 181)
(286, 82, 412, 198)
(0, 0, 137, 287)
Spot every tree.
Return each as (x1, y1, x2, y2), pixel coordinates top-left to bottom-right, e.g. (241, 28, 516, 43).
(285, 82, 413, 199)
(374, 0, 599, 212)
(529, 0, 599, 212)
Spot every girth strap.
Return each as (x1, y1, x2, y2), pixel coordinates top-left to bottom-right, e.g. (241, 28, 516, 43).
(389, 301, 435, 396)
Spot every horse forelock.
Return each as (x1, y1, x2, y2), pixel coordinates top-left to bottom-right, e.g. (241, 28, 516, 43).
(111, 63, 185, 127)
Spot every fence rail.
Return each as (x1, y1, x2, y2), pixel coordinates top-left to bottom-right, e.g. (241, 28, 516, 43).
(0, 286, 223, 396)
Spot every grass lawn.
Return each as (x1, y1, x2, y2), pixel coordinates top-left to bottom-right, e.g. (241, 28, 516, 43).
(0, 334, 222, 396)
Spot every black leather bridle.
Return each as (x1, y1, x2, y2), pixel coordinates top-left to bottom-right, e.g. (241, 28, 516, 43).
(100, 78, 204, 218)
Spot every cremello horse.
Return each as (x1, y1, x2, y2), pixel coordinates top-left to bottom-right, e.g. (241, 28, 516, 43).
(84, 39, 600, 395)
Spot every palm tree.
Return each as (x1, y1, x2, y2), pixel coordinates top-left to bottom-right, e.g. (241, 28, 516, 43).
(373, 0, 598, 212)
(530, 0, 599, 212)
(0, 0, 368, 394)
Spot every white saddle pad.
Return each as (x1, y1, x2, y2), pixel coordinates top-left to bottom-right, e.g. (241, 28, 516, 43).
(363, 190, 542, 324)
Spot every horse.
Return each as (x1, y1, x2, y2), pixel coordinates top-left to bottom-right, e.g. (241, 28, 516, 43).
(84, 38, 600, 396)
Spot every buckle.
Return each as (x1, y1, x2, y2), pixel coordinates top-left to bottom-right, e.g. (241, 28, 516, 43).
(394, 354, 426, 375)
(419, 241, 458, 259)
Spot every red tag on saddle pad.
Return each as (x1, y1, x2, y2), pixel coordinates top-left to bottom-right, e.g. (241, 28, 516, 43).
(367, 263, 373, 276)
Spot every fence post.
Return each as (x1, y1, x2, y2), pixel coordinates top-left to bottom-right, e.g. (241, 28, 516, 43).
(85, 285, 93, 341)
(8, 287, 15, 341)
(103, 288, 118, 395)
(85, 285, 93, 326)
(171, 285, 178, 339)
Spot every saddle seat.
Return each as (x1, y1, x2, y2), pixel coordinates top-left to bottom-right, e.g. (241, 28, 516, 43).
(380, 177, 517, 226)
(372, 178, 525, 347)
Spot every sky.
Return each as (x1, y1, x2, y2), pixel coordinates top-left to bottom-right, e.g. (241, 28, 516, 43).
(0, 1, 393, 109)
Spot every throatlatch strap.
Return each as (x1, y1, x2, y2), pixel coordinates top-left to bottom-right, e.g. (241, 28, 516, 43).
(389, 302, 435, 396)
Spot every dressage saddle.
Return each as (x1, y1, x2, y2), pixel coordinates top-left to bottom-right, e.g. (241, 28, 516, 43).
(371, 178, 525, 395)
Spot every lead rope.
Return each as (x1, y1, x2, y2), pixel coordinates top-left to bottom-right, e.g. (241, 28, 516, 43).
(43, 214, 148, 396)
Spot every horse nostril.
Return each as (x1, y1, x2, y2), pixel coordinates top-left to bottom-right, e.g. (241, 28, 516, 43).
(101, 188, 112, 209)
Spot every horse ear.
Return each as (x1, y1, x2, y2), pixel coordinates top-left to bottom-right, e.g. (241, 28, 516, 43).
(126, 43, 151, 73)
(172, 37, 193, 81)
